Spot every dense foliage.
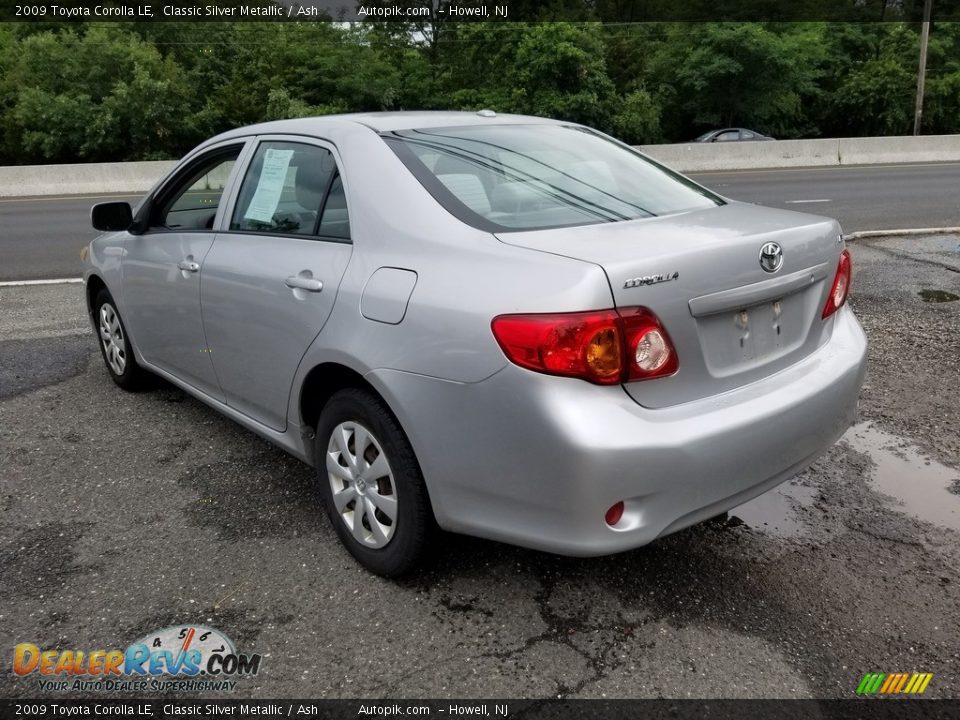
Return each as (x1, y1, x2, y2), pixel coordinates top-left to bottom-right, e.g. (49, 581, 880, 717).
(0, 20, 958, 164)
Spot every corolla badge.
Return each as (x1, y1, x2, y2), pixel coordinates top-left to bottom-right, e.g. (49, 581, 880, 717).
(759, 242, 783, 273)
(623, 271, 679, 289)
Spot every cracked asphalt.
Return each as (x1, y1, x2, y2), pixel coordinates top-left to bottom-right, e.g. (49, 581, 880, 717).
(1, 235, 959, 700)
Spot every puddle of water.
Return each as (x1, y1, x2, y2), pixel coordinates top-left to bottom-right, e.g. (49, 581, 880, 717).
(844, 423, 960, 531)
(731, 480, 817, 538)
(918, 289, 960, 303)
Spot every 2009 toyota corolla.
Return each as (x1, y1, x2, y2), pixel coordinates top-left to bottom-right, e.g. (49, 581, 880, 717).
(83, 111, 867, 576)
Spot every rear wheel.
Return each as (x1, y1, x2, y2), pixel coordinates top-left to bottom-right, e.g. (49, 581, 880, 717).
(93, 288, 151, 391)
(315, 388, 433, 577)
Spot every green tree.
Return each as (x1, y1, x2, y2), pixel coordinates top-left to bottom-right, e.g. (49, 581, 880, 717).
(2, 18, 958, 163)
(646, 23, 823, 140)
(442, 23, 621, 131)
(511, 23, 620, 126)
(612, 87, 662, 143)
(1, 26, 192, 162)
(816, 24, 918, 136)
(916, 22, 960, 134)
(831, 58, 915, 135)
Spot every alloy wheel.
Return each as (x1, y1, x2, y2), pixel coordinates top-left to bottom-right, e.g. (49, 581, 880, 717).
(99, 302, 127, 376)
(326, 421, 398, 548)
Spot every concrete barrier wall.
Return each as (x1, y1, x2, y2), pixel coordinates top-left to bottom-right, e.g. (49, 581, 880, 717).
(838, 135, 960, 166)
(639, 138, 842, 172)
(0, 160, 176, 198)
(2, 134, 960, 196)
(639, 134, 960, 173)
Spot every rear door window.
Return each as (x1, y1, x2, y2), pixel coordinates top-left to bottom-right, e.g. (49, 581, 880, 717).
(230, 141, 348, 239)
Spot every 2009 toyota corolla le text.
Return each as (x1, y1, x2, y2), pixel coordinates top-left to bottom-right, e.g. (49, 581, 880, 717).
(83, 111, 867, 577)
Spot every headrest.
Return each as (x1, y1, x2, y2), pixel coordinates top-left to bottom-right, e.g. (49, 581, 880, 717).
(294, 161, 330, 212)
(437, 173, 491, 215)
(433, 154, 481, 177)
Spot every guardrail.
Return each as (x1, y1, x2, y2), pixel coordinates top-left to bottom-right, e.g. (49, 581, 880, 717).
(0, 160, 175, 198)
(638, 134, 960, 172)
(1, 134, 959, 197)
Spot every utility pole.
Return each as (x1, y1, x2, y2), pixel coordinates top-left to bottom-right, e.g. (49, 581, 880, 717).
(913, 0, 933, 135)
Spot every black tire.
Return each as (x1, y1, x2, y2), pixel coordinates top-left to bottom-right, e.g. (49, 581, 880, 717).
(92, 288, 151, 391)
(315, 388, 434, 577)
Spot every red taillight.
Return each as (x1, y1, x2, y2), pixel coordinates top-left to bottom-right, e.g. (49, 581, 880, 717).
(822, 249, 852, 319)
(605, 501, 625, 526)
(490, 309, 623, 385)
(491, 306, 678, 385)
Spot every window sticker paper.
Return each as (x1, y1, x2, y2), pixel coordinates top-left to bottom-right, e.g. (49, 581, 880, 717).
(244, 149, 294, 223)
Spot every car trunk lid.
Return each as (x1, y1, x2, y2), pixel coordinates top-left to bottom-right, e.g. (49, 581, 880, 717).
(495, 202, 844, 408)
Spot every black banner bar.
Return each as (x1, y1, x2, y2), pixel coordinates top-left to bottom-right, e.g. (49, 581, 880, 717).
(2, 0, 960, 23)
(2, 700, 960, 720)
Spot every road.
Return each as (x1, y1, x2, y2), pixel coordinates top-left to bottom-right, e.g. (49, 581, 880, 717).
(694, 161, 960, 231)
(1, 234, 959, 699)
(1, 193, 141, 281)
(2, 162, 960, 281)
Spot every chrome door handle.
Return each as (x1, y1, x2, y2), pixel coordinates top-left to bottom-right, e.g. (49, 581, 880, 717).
(177, 260, 200, 273)
(285, 276, 323, 292)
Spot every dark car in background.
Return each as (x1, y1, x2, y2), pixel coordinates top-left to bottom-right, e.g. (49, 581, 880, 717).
(695, 128, 775, 142)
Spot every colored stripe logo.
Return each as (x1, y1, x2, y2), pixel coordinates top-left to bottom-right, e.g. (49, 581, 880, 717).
(856, 672, 933, 695)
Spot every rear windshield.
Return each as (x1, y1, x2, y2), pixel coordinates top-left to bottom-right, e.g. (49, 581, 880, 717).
(384, 124, 722, 232)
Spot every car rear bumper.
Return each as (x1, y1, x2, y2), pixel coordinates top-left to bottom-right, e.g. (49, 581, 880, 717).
(370, 306, 867, 556)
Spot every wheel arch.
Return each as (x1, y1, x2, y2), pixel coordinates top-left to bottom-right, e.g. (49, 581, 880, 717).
(86, 274, 108, 316)
(300, 362, 381, 434)
(298, 362, 437, 513)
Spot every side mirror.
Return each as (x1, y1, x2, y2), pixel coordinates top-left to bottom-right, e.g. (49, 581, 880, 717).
(91, 201, 133, 232)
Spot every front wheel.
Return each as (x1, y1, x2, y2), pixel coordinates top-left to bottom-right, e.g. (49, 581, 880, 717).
(93, 288, 151, 391)
(315, 388, 433, 577)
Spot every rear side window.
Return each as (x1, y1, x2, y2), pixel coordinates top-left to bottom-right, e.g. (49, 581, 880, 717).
(231, 141, 349, 239)
(384, 125, 721, 232)
(318, 175, 350, 239)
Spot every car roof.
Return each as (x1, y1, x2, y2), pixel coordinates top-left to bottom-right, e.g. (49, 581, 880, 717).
(343, 111, 566, 132)
(206, 111, 568, 144)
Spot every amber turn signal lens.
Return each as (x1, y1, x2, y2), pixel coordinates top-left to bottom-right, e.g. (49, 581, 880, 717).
(585, 328, 622, 380)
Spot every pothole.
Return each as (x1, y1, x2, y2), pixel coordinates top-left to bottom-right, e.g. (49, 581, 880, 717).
(918, 289, 959, 303)
(844, 423, 960, 531)
(730, 479, 816, 538)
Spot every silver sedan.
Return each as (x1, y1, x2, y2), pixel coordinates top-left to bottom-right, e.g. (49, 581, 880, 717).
(84, 112, 867, 576)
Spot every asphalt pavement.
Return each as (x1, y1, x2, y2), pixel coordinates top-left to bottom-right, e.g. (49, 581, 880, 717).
(2, 162, 960, 281)
(694, 161, 960, 232)
(1, 193, 140, 281)
(1, 235, 958, 699)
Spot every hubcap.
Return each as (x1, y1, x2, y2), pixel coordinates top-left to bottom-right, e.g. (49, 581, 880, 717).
(98, 303, 126, 376)
(326, 421, 397, 548)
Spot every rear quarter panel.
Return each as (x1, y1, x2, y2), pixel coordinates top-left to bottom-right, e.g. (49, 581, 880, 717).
(287, 124, 615, 420)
